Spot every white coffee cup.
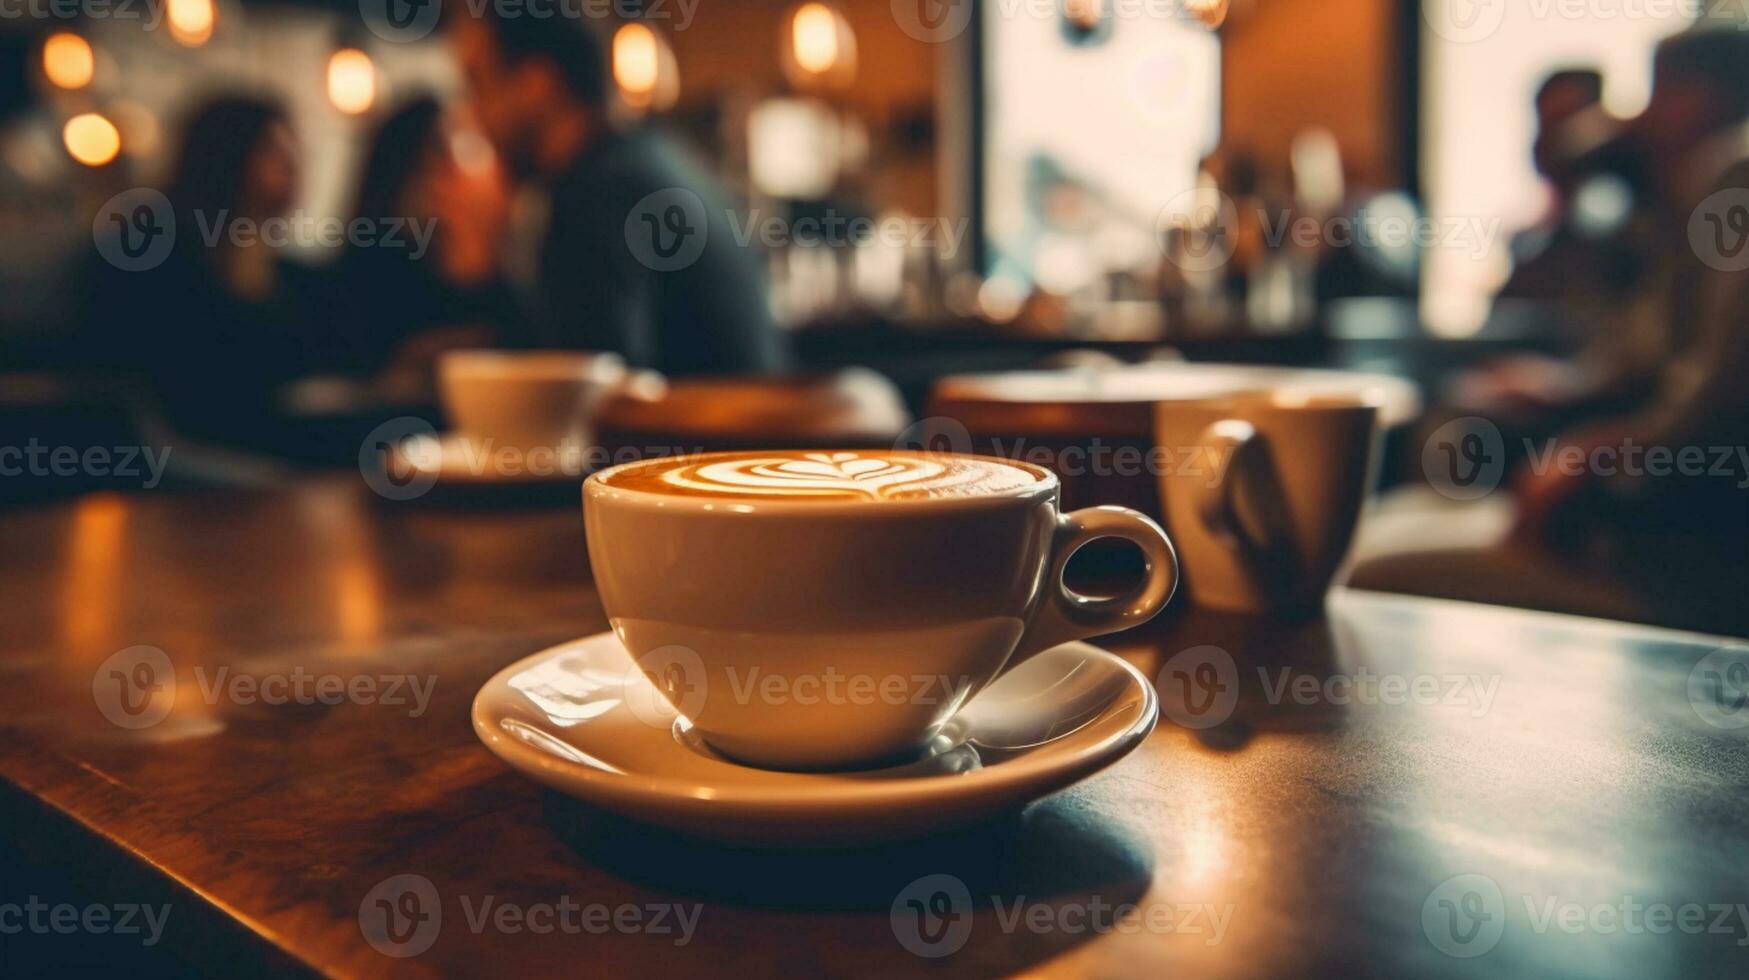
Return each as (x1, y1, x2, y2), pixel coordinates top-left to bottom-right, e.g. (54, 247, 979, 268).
(1155, 392, 1380, 613)
(438, 349, 631, 452)
(583, 449, 1179, 771)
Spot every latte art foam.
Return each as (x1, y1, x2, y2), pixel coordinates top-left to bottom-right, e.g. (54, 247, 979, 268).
(598, 451, 1046, 502)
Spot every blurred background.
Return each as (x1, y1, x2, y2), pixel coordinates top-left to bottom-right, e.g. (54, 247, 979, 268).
(2, 0, 1747, 630)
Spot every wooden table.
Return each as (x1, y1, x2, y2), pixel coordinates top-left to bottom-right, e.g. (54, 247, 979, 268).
(1, 476, 1746, 978)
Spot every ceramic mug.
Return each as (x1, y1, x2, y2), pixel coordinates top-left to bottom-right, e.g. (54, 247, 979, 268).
(1155, 393, 1380, 614)
(583, 449, 1179, 770)
(438, 349, 634, 452)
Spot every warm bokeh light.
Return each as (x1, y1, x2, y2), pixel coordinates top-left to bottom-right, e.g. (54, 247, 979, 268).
(63, 112, 121, 167)
(783, 3, 856, 90)
(613, 23, 660, 101)
(60, 494, 128, 653)
(612, 22, 679, 112)
(327, 48, 377, 116)
(167, 0, 215, 47)
(41, 33, 94, 91)
(792, 4, 840, 74)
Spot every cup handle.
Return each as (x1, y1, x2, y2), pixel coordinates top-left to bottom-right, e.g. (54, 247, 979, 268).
(1192, 420, 1293, 593)
(1011, 506, 1179, 662)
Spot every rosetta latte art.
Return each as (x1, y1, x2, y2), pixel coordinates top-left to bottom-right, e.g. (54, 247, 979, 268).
(601, 451, 1043, 501)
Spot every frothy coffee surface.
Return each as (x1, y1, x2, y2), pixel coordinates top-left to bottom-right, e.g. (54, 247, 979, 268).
(597, 451, 1046, 502)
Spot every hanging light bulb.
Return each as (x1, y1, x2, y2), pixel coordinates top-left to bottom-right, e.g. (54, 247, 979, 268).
(793, 4, 839, 73)
(612, 22, 679, 113)
(64, 112, 121, 166)
(167, 0, 216, 47)
(781, 3, 856, 92)
(42, 33, 95, 91)
(327, 48, 377, 116)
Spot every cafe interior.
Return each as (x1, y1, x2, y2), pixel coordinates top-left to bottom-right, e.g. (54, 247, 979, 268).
(2, 0, 1747, 976)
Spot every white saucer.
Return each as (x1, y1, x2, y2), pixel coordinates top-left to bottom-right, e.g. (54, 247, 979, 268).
(472, 631, 1158, 845)
(386, 434, 588, 486)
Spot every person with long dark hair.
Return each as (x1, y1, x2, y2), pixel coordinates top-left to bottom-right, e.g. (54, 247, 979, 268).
(87, 96, 321, 450)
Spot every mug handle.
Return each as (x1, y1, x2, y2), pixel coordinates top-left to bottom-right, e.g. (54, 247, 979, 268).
(1012, 506, 1179, 661)
(1191, 420, 1293, 593)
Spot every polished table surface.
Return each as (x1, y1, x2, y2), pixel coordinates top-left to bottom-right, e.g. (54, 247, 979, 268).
(1, 476, 1746, 978)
